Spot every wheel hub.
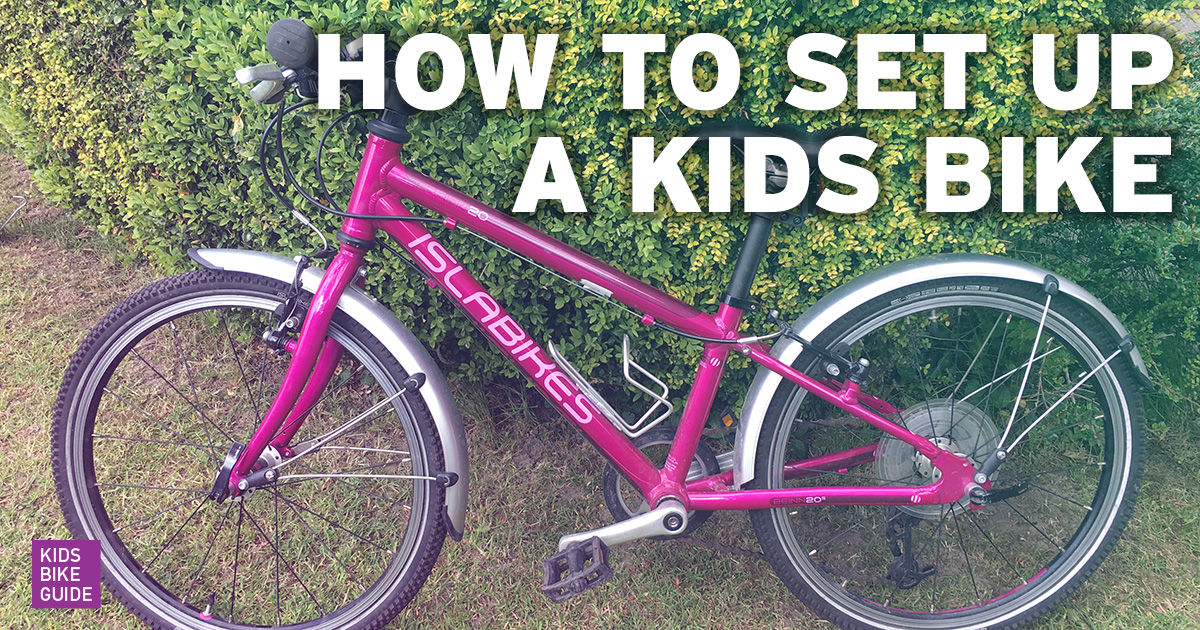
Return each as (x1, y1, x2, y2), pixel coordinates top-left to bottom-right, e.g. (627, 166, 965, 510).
(875, 399, 998, 519)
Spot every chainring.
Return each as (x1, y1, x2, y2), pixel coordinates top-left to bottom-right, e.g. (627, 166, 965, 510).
(601, 427, 719, 538)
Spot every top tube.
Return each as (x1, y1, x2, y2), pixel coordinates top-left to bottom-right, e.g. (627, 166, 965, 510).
(347, 134, 736, 340)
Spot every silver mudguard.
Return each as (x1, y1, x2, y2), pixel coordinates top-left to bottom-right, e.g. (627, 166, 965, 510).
(734, 253, 1151, 489)
(188, 248, 469, 538)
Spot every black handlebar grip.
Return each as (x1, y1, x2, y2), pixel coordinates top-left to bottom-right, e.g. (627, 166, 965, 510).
(266, 18, 317, 70)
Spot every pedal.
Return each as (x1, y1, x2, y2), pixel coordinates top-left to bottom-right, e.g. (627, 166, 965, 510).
(540, 536, 612, 603)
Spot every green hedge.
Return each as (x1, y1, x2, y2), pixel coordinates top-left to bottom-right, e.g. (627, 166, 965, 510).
(1016, 32, 1200, 426)
(2, 0, 1198, 424)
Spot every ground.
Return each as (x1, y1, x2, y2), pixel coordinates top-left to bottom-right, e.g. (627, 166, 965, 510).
(0, 152, 1198, 628)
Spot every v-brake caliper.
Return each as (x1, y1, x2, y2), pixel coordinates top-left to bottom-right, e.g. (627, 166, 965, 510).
(261, 249, 335, 352)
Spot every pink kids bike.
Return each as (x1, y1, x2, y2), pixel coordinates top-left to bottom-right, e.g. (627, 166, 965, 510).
(53, 19, 1148, 630)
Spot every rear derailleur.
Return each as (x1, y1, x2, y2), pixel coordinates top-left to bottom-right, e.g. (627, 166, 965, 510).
(884, 509, 936, 590)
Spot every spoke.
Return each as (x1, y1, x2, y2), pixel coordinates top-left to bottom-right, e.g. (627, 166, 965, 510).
(183, 501, 234, 605)
(229, 501, 243, 624)
(953, 512, 981, 603)
(92, 433, 211, 450)
(170, 321, 219, 462)
(961, 346, 1063, 405)
(222, 311, 262, 421)
(102, 388, 217, 462)
(851, 508, 888, 576)
(1000, 498, 1064, 552)
(96, 482, 207, 494)
(948, 312, 1001, 401)
(274, 390, 404, 473)
(267, 485, 364, 592)
(1009, 347, 1122, 450)
(325, 458, 412, 475)
(1026, 482, 1093, 511)
(807, 510, 879, 556)
(948, 313, 1004, 437)
(931, 506, 949, 612)
(1005, 462, 1104, 485)
(905, 322, 942, 441)
(142, 498, 208, 574)
(283, 460, 411, 509)
(240, 502, 326, 620)
(112, 495, 205, 534)
(977, 315, 1013, 420)
(1020, 415, 1102, 444)
(268, 490, 397, 555)
(131, 348, 237, 447)
(317, 445, 409, 456)
(276, 364, 365, 444)
(1000, 293, 1053, 446)
(963, 508, 1026, 584)
(966, 431, 1002, 463)
(965, 380, 1092, 462)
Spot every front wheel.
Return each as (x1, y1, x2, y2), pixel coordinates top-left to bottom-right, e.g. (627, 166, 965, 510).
(749, 277, 1145, 629)
(53, 269, 447, 629)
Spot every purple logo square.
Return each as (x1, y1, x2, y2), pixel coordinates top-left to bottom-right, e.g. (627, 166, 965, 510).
(32, 540, 101, 609)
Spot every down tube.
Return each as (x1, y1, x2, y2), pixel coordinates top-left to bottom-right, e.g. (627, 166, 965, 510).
(374, 200, 661, 495)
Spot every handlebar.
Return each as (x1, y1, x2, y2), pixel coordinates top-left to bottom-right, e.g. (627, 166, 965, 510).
(247, 18, 380, 107)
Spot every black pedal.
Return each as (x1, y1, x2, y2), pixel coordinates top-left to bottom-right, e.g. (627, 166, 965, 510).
(540, 537, 612, 603)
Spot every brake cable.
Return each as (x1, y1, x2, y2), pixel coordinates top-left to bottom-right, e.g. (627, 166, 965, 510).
(265, 94, 439, 226)
(314, 108, 366, 214)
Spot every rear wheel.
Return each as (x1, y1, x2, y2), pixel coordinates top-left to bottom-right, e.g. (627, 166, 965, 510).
(750, 278, 1144, 629)
(53, 270, 447, 629)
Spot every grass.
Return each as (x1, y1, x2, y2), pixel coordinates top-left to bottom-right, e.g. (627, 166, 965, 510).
(0, 152, 1198, 629)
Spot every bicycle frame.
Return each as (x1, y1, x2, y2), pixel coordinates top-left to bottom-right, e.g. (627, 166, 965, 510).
(228, 132, 980, 512)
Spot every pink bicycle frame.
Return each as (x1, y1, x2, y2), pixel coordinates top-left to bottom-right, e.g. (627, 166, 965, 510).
(227, 133, 981, 511)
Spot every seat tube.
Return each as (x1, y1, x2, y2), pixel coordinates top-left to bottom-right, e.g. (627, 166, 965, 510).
(662, 302, 742, 488)
(723, 215, 774, 307)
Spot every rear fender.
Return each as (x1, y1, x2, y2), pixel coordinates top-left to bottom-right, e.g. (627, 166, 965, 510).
(733, 254, 1150, 489)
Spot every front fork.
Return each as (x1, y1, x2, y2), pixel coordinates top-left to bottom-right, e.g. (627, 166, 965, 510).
(227, 244, 366, 493)
(269, 338, 345, 455)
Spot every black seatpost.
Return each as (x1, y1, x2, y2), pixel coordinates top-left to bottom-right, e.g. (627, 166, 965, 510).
(722, 214, 774, 310)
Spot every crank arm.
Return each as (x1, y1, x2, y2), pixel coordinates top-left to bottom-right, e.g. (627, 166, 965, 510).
(558, 499, 687, 551)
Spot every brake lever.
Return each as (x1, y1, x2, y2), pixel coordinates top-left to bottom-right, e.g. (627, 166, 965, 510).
(342, 36, 365, 61)
(249, 79, 285, 105)
(236, 62, 286, 105)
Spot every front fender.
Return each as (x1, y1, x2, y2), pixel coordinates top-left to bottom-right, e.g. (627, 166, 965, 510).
(733, 254, 1150, 489)
(188, 248, 469, 539)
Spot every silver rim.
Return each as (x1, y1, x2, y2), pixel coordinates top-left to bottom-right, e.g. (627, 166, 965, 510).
(62, 289, 434, 628)
(765, 288, 1133, 629)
